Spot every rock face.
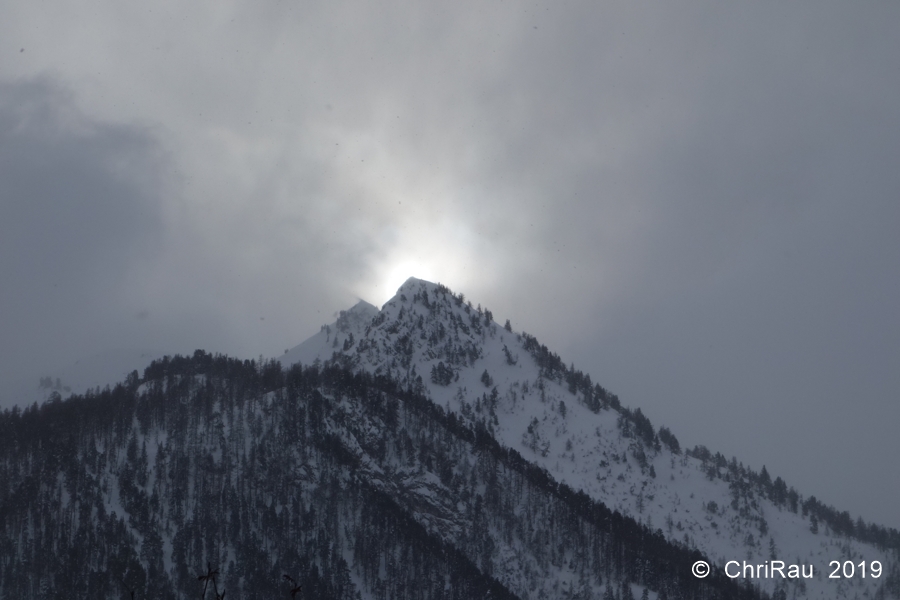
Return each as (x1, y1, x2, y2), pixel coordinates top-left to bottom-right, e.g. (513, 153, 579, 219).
(0, 278, 897, 599)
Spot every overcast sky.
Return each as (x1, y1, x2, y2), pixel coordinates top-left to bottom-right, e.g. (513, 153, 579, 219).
(2, 1, 898, 529)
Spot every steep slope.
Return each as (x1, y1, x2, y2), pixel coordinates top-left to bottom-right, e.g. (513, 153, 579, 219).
(280, 300, 379, 369)
(280, 277, 900, 600)
(0, 354, 764, 600)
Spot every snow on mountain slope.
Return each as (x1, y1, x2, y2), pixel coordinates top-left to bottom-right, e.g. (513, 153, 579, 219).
(280, 277, 899, 600)
(280, 299, 379, 368)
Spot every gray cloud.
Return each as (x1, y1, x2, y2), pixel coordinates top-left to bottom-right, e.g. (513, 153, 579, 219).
(1, 1, 898, 528)
(0, 78, 168, 380)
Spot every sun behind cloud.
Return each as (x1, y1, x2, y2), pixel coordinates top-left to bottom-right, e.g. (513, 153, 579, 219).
(357, 226, 488, 308)
(383, 260, 440, 298)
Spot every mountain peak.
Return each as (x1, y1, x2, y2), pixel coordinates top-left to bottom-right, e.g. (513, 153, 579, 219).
(274, 280, 900, 600)
(348, 298, 379, 314)
(385, 277, 457, 311)
(278, 298, 378, 368)
(395, 276, 441, 295)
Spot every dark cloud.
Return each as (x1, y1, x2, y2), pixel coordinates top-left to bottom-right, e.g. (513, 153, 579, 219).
(1, 0, 898, 528)
(0, 78, 168, 384)
(432, 2, 900, 528)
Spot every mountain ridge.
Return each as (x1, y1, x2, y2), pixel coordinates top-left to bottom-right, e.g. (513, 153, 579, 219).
(277, 276, 900, 599)
(0, 277, 897, 599)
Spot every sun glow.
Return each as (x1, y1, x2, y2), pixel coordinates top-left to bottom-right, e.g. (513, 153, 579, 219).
(321, 116, 501, 308)
(381, 261, 441, 301)
(362, 254, 455, 307)
(359, 236, 485, 308)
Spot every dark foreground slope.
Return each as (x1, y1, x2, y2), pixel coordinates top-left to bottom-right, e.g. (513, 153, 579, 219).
(0, 352, 775, 599)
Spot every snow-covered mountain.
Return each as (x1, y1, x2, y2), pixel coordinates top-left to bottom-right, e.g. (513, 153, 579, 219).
(0, 277, 897, 599)
(278, 277, 900, 600)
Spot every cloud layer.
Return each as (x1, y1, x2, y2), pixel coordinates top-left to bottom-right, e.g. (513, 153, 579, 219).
(1, 0, 898, 527)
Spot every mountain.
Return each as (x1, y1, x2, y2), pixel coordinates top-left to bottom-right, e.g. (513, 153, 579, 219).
(278, 277, 900, 599)
(0, 278, 897, 599)
(279, 299, 379, 369)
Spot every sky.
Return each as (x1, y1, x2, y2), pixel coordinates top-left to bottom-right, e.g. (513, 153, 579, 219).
(1, 1, 898, 529)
